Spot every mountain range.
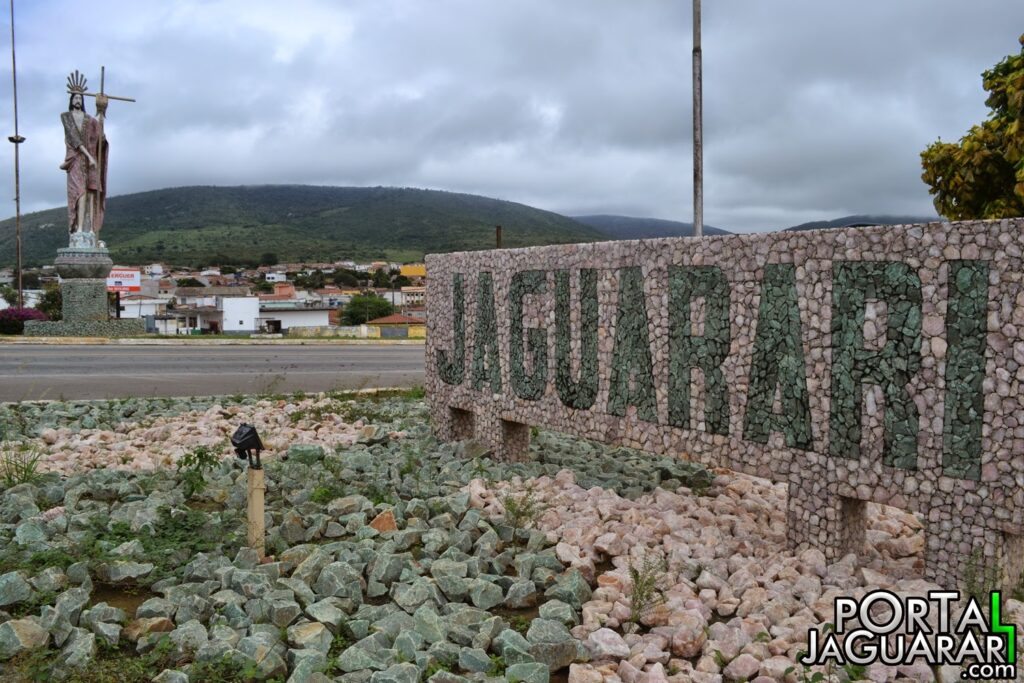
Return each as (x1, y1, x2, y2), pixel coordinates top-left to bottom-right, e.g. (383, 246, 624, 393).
(0, 185, 939, 268)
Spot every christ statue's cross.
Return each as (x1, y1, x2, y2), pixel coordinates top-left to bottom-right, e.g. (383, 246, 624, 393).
(72, 66, 136, 121)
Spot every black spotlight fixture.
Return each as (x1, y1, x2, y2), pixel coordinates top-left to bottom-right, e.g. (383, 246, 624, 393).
(231, 423, 265, 469)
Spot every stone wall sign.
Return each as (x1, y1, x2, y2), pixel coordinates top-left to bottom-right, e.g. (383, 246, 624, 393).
(426, 219, 1024, 586)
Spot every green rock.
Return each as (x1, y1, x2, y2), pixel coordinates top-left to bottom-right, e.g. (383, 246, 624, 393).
(506, 662, 550, 683)
(467, 579, 503, 610)
(493, 629, 534, 665)
(39, 605, 72, 647)
(426, 671, 469, 683)
(369, 663, 419, 683)
(0, 572, 32, 608)
(269, 599, 302, 628)
(288, 444, 325, 464)
(55, 586, 91, 626)
(369, 554, 408, 587)
(446, 607, 491, 628)
(96, 561, 154, 583)
(14, 519, 47, 547)
(314, 562, 364, 603)
(394, 630, 425, 662)
(90, 621, 121, 647)
(504, 581, 538, 609)
(413, 604, 448, 644)
(345, 619, 370, 641)
(339, 644, 387, 672)
(458, 647, 492, 673)
(543, 569, 592, 609)
(429, 559, 468, 579)
(278, 577, 318, 608)
(235, 633, 289, 679)
(372, 612, 415, 640)
(306, 597, 347, 631)
(525, 619, 571, 645)
(392, 578, 442, 614)
(473, 529, 499, 556)
(58, 627, 96, 669)
(0, 618, 49, 660)
(471, 616, 505, 651)
(288, 621, 333, 653)
(528, 641, 576, 672)
(80, 604, 127, 628)
(538, 600, 577, 627)
(292, 548, 333, 585)
(435, 575, 469, 601)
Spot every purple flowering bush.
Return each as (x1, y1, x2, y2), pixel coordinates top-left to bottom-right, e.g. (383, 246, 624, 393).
(0, 307, 47, 335)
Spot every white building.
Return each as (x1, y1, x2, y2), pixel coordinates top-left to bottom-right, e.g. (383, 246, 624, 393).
(265, 272, 288, 283)
(258, 304, 331, 333)
(117, 295, 170, 319)
(156, 296, 261, 334)
(220, 297, 261, 332)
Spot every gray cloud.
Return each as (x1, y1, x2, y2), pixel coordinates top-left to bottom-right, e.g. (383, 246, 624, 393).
(0, 0, 1020, 232)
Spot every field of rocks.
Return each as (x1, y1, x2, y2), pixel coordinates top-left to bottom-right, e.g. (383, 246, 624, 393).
(0, 390, 1020, 683)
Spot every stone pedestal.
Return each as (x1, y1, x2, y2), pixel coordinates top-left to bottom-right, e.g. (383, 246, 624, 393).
(24, 241, 144, 337)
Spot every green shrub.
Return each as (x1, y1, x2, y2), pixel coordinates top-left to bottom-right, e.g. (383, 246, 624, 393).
(177, 445, 220, 499)
(0, 441, 44, 488)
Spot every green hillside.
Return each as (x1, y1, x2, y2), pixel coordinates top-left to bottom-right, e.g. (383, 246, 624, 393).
(0, 185, 605, 267)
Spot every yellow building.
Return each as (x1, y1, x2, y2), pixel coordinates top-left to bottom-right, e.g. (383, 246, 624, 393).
(400, 263, 426, 279)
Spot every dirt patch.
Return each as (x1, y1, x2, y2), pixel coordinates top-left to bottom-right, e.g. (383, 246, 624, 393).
(90, 583, 156, 617)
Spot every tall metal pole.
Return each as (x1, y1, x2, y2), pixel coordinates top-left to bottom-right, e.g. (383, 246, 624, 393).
(7, 0, 24, 307)
(692, 0, 703, 237)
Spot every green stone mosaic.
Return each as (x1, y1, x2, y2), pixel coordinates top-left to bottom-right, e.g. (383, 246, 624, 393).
(829, 261, 922, 467)
(742, 264, 813, 449)
(471, 271, 502, 393)
(23, 319, 144, 337)
(554, 269, 599, 410)
(509, 269, 548, 401)
(942, 260, 988, 480)
(667, 265, 730, 435)
(607, 267, 657, 421)
(437, 273, 466, 386)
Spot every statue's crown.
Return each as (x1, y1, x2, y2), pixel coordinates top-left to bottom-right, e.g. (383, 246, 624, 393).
(66, 70, 88, 95)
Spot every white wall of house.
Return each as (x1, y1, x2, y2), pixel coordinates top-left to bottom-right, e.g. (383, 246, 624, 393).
(265, 272, 288, 283)
(118, 298, 167, 319)
(259, 309, 330, 331)
(220, 297, 260, 332)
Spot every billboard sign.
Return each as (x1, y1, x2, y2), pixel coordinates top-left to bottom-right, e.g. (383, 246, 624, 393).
(107, 268, 141, 293)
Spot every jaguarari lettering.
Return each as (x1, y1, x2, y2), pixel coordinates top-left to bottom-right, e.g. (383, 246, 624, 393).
(436, 260, 986, 479)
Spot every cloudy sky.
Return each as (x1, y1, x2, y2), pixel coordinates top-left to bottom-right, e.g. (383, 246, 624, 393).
(0, 1, 1020, 232)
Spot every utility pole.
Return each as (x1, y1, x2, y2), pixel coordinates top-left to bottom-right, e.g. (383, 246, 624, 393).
(692, 0, 703, 237)
(7, 0, 24, 307)
(495, 225, 502, 249)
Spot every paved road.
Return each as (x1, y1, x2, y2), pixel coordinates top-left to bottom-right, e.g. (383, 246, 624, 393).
(0, 345, 426, 401)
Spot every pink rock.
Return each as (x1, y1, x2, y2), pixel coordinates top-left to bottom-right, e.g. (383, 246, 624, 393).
(588, 628, 631, 660)
(723, 654, 761, 682)
(618, 660, 642, 683)
(568, 664, 604, 683)
(669, 610, 707, 658)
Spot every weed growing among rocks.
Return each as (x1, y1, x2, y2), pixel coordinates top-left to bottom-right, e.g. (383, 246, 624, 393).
(624, 555, 670, 633)
(176, 444, 220, 499)
(0, 441, 43, 488)
(500, 486, 545, 544)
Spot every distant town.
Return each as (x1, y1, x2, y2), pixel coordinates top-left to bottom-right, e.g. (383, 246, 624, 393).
(0, 259, 427, 338)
